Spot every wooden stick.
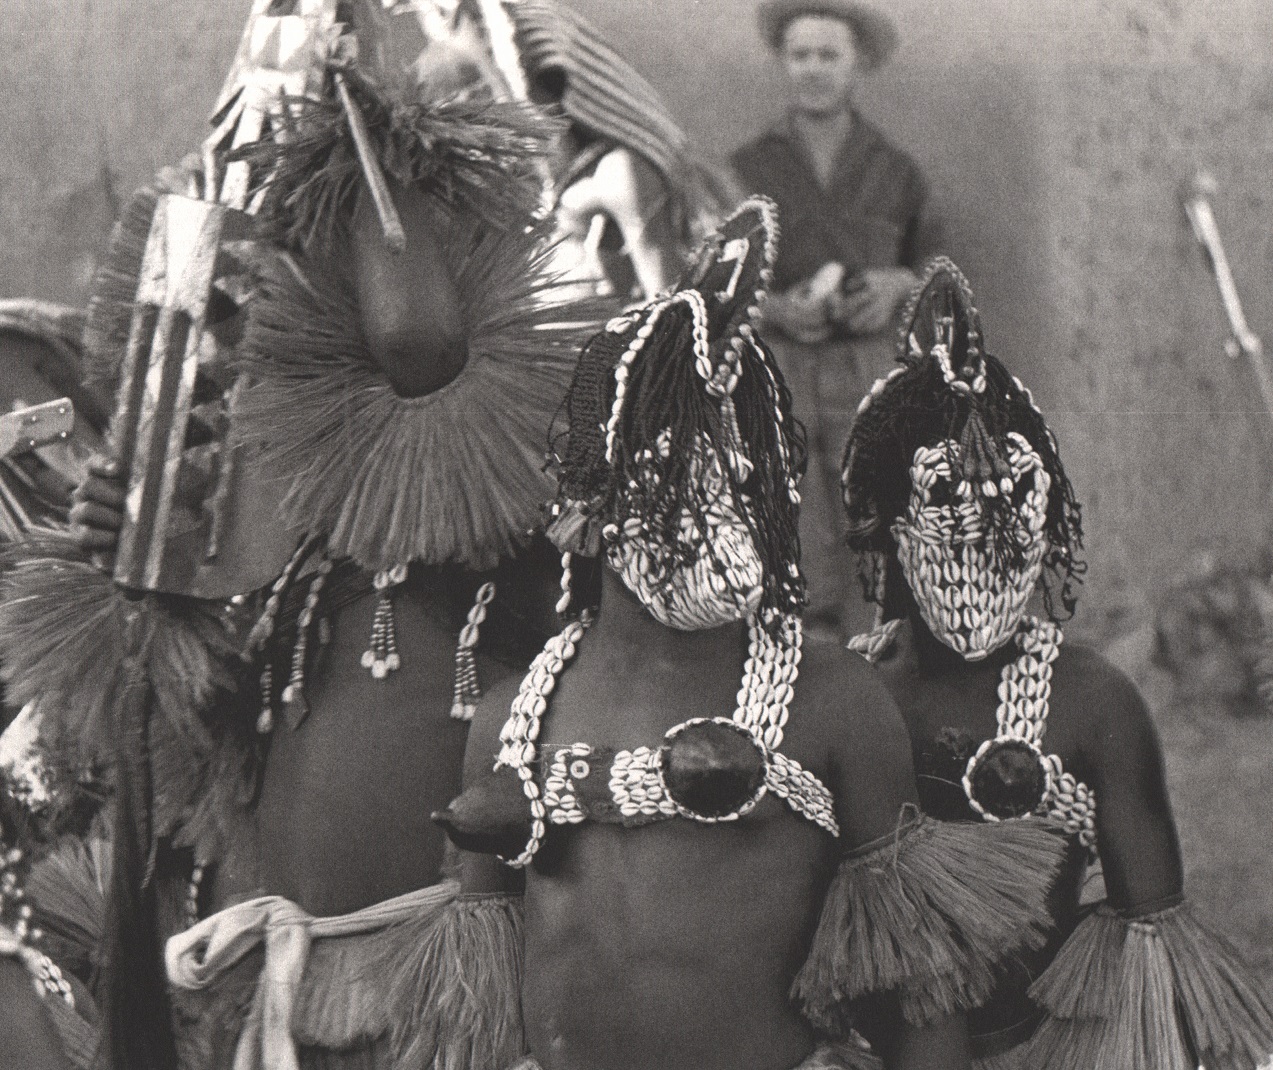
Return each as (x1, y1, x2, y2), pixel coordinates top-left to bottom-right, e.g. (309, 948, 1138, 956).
(1183, 171, 1273, 418)
(334, 72, 406, 254)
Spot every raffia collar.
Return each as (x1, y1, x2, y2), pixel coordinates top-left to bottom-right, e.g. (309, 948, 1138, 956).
(234, 219, 594, 572)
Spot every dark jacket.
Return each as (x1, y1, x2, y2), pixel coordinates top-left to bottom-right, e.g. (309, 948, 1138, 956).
(731, 111, 938, 292)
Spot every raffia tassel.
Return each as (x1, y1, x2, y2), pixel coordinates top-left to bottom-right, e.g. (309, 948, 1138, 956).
(385, 894, 525, 1070)
(452, 583, 496, 720)
(1028, 901, 1273, 1070)
(792, 811, 1067, 1029)
(0, 538, 235, 765)
(24, 836, 111, 972)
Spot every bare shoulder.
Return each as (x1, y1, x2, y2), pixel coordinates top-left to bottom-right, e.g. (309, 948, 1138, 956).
(1052, 642, 1153, 731)
(1051, 642, 1161, 775)
(793, 642, 918, 845)
(793, 642, 912, 770)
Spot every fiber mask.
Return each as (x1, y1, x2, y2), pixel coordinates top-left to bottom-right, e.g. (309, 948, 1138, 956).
(548, 197, 805, 631)
(607, 434, 764, 630)
(893, 432, 1050, 660)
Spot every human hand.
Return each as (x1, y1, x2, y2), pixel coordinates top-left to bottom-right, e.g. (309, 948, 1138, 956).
(764, 285, 833, 345)
(69, 454, 125, 571)
(832, 268, 919, 335)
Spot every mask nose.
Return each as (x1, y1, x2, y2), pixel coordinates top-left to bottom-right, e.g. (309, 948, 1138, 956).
(350, 183, 470, 399)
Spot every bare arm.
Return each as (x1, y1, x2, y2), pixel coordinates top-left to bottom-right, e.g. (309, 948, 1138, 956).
(1080, 658, 1185, 912)
(823, 656, 971, 1070)
(824, 652, 919, 848)
(454, 675, 524, 897)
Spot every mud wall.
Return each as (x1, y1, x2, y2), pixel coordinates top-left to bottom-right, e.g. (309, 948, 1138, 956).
(2, 0, 1272, 633)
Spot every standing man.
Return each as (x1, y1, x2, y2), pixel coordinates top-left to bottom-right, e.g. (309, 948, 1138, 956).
(732, 0, 941, 640)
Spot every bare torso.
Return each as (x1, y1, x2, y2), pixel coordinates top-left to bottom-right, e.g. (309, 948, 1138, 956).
(466, 573, 925, 1070)
(247, 544, 560, 917)
(520, 634, 836, 1070)
(870, 611, 1184, 1048)
(253, 581, 486, 916)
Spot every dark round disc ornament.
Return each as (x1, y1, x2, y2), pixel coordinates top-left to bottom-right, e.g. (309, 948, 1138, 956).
(962, 736, 1052, 821)
(658, 717, 769, 821)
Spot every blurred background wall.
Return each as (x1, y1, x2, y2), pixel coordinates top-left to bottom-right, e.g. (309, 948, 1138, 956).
(3, 0, 1271, 637)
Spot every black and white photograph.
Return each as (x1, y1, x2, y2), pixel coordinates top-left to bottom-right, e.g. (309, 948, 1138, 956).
(0, 1, 1270, 1067)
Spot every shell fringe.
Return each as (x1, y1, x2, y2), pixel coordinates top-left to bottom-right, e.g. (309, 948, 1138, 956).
(1028, 899, 1273, 1070)
(792, 813, 1067, 1029)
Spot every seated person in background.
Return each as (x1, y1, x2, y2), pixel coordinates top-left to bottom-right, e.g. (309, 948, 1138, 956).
(732, 0, 941, 641)
(841, 258, 1273, 1070)
(438, 202, 1066, 1070)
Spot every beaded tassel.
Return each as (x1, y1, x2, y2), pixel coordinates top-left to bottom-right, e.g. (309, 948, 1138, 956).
(0, 845, 73, 1007)
(257, 665, 274, 735)
(1, 845, 31, 943)
(185, 862, 205, 929)
(247, 540, 313, 735)
(281, 556, 333, 729)
(451, 582, 497, 720)
(363, 564, 408, 680)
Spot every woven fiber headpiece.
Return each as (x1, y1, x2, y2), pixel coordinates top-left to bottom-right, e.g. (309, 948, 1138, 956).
(548, 197, 807, 631)
(841, 257, 1084, 629)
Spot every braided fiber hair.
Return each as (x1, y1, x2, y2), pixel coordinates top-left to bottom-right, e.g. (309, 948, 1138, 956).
(550, 299, 807, 631)
(841, 258, 1085, 620)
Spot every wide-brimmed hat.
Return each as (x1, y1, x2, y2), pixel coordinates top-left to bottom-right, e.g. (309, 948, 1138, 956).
(757, 0, 899, 70)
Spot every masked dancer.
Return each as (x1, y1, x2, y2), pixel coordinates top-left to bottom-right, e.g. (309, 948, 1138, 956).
(0, 2, 718, 1068)
(438, 201, 1068, 1070)
(840, 258, 1273, 1070)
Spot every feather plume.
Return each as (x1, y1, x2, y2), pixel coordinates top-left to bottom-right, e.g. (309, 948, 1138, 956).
(24, 834, 110, 977)
(793, 814, 1067, 1029)
(1029, 900, 1273, 1070)
(234, 219, 597, 572)
(237, 72, 560, 250)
